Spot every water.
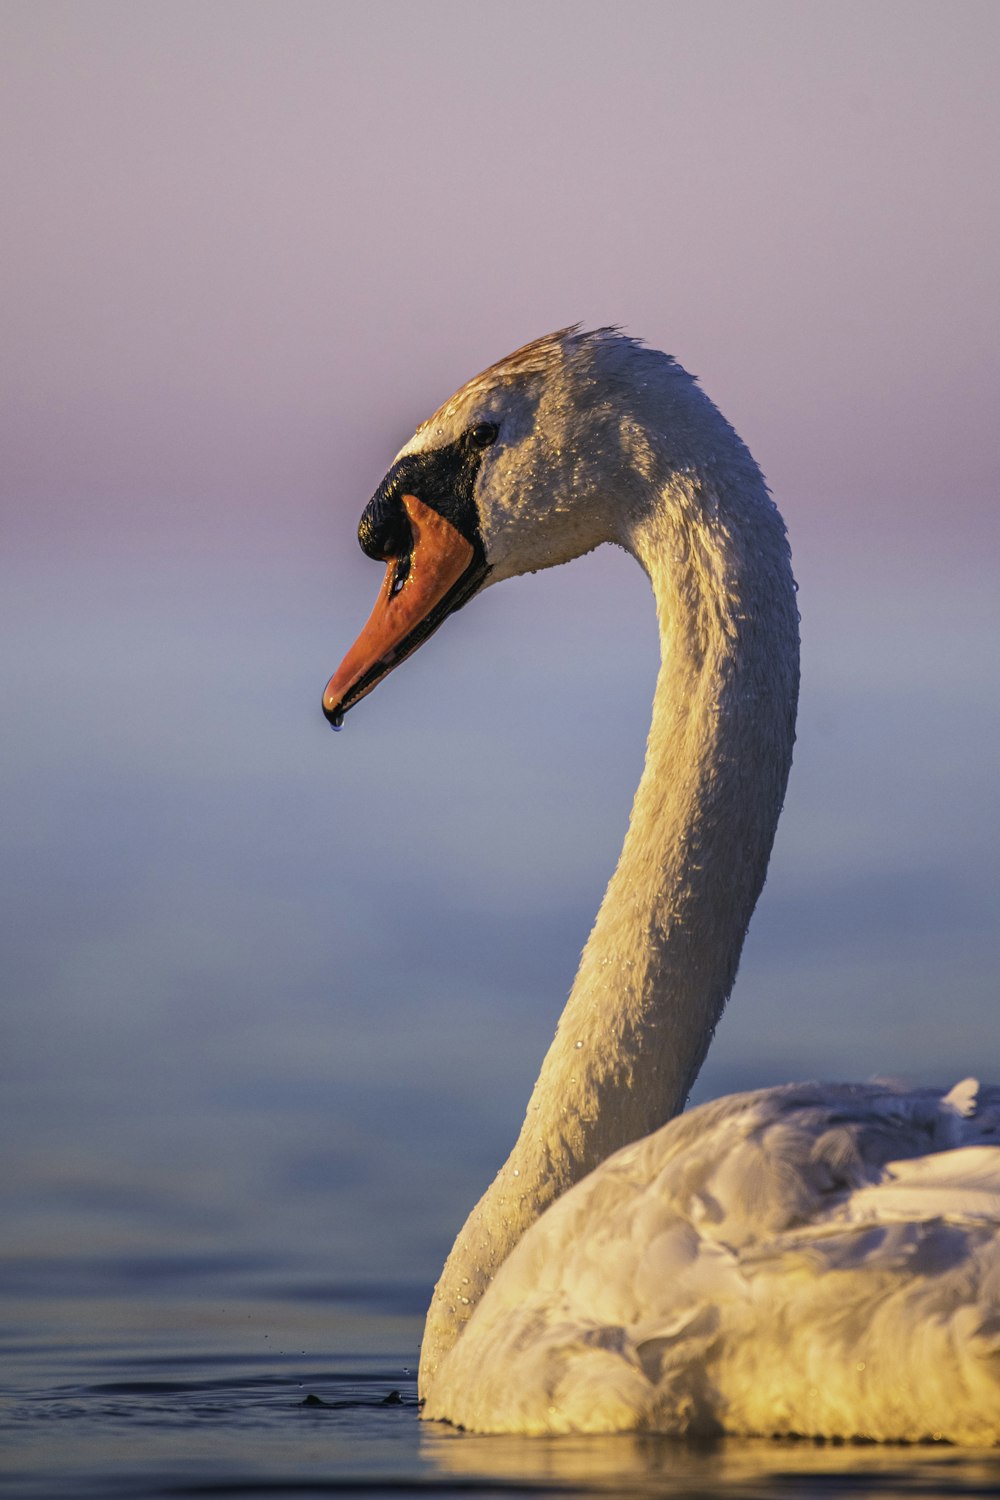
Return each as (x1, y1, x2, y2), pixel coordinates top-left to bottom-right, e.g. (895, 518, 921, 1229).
(2, 1245, 421, 1498)
(5, 1246, 1000, 1498)
(4, 556, 1000, 1494)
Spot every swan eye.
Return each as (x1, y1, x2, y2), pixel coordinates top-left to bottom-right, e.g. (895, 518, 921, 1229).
(468, 422, 498, 449)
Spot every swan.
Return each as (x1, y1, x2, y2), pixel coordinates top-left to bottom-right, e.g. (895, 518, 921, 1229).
(322, 328, 1000, 1441)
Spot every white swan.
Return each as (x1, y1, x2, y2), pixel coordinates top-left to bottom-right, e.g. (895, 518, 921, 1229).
(323, 328, 1000, 1441)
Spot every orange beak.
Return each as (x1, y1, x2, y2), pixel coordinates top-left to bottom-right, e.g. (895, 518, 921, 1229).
(323, 494, 476, 726)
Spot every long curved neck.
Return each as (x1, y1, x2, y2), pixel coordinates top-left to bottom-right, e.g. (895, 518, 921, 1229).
(420, 463, 799, 1393)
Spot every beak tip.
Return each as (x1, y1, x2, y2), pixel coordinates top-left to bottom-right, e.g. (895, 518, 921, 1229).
(323, 694, 345, 731)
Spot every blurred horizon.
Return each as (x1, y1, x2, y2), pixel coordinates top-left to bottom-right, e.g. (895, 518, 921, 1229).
(3, 0, 999, 1295)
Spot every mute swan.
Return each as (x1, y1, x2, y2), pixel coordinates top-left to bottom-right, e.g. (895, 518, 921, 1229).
(323, 328, 1000, 1441)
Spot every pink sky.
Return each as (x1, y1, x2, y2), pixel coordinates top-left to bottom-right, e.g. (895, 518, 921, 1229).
(2, 0, 997, 566)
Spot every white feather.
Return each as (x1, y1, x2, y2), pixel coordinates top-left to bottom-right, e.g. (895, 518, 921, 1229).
(426, 1084, 1000, 1439)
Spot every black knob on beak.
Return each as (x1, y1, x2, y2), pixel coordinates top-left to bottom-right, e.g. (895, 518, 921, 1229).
(359, 490, 413, 561)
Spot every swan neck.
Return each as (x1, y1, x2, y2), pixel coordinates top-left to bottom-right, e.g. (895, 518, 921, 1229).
(555, 474, 800, 1135)
(420, 465, 799, 1393)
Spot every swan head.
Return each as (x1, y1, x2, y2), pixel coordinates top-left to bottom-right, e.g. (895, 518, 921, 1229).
(322, 326, 733, 725)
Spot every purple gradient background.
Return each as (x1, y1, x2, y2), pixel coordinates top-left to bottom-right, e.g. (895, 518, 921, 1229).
(3, 1, 998, 1290)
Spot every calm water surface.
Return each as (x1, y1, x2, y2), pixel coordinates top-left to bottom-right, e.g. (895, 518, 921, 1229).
(5, 1248, 1000, 1499)
(4, 562, 999, 1496)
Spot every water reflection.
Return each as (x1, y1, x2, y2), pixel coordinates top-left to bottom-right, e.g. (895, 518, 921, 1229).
(424, 1422, 1000, 1496)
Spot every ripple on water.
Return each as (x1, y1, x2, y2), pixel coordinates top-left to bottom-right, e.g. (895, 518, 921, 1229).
(3, 1254, 1000, 1499)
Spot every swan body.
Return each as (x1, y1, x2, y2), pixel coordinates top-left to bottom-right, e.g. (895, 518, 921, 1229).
(324, 329, 1000, 1440)
(423, 1081, 1000, 1440)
